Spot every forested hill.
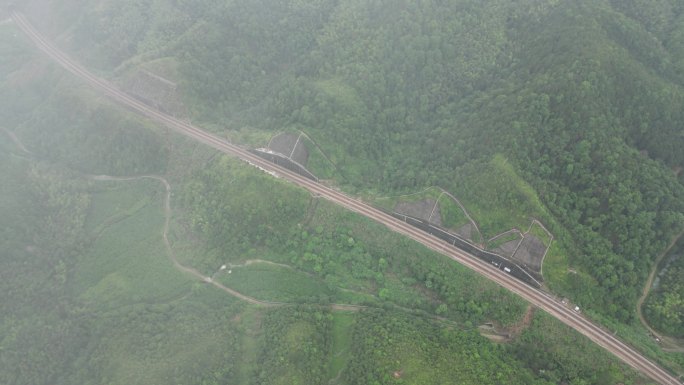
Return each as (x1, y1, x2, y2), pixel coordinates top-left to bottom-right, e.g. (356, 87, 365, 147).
(15, 0, 684, 324)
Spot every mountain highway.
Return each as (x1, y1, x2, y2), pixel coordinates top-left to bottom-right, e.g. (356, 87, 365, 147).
(10, 11, 682, 385)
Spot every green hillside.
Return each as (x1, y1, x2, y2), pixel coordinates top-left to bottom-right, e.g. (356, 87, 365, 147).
(2, 0, 684, 383)
(24, 0, 683, 324)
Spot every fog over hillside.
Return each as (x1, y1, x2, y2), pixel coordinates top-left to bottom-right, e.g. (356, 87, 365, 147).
(1, 1, 683, 384)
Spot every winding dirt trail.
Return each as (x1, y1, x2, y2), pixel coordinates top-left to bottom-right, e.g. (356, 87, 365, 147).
(91, 174, 284, 307)
(89, 176, 464, 319)
(91, 175, 374, 312)
(636, 229, 684, 352)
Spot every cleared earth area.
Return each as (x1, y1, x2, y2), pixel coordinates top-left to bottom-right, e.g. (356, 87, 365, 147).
(268, 132, 309, 166)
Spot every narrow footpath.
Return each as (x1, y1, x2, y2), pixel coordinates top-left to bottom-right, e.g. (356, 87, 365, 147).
(636, 229, 684, 352)
(91, 174, 285, 307)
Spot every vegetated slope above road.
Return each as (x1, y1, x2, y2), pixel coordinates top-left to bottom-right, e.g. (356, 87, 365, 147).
(643, 235, 684, 341)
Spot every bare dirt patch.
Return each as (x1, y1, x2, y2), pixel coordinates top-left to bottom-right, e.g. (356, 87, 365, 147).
(269, 132, 297, 155)
(479, 305, 536, 342)
(492, 239, 520, 258)
(394, 198, 442, 226)
(268, 132, 309, 165)
(508, 304, 536, 336)
(511, 235, 546, 272)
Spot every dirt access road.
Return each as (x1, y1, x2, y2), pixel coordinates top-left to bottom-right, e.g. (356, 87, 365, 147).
(90, 175, 282, 307)
(11, 12, 681, 385)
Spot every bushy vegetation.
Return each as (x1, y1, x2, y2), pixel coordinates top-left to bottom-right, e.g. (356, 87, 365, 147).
(256, 306, 332, 385)
(0, 151, 241, 385)
(345, 310, 543, 385)
(509, 312, 643, 385)
(178, 155, 310, 271)
(645, 240, 684, 338)
(16, 86, 167, 176)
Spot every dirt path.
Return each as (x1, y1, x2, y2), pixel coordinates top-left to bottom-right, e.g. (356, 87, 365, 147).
(91, 175, 379, 312)
(90, 174, 284, 307)
(480, 304, 536, 342)
(223, 259, 293, 270)
(636, 229, 684, 352)
(89, 176, 462, 319)
(1, 127, 31, 154)
(509, 304, 536, 337)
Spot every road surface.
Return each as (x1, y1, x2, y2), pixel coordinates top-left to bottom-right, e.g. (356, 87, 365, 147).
(10, 12, 681, 385)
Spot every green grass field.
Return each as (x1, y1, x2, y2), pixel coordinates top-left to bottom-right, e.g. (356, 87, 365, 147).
(302, 134, 339, 180)
(84, 285, 244, 385)
(327, 312, 355, 382)
(234, 307, 265, 385)
(443, 154, 552, 238)
(216, 261, 333, 303)
(487, 231, 522, 249)
(71, 179, 191, 309)
(72, 177, 257, 385)
(85, 179, 160, 234)
(438, 193, 471, 229)
(526, 221, 553, 247)
(373, 186, 443, 211)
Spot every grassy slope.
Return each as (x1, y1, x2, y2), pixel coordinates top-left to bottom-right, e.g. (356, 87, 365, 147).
(69, 180, 190, 308)
(215, 262, 333, 303)
(0, 24, 246, 384)
(328, 312, 355, 381)
(67, 184, 243, 384)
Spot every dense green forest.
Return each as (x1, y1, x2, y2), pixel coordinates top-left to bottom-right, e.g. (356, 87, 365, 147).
(1, 68, 653, 384)
(645, 239, 684, 338)
(179, 155, 529, 325)
(2, 0, 684, 383)
(17, 0, 683, 324)
(344, 310, 546, 385)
